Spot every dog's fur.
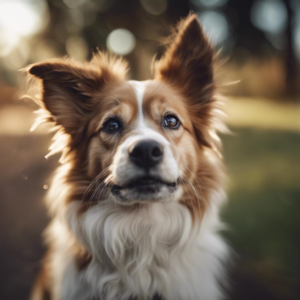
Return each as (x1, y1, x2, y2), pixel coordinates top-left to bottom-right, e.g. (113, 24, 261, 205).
(28, 14, 229, 300)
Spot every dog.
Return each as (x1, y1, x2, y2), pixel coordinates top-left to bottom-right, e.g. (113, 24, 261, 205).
(28, 14, 230, 300)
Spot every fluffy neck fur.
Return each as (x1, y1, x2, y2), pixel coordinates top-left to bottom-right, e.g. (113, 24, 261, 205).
(46, 162, 228, 300)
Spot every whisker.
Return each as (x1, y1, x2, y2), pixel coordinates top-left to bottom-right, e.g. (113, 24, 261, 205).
(182, 178, 195, 213)
(183, 166, 207, 190)
(181, 166, 210, 210)
(96, 175, 116, 203)
(81, 167, 110, 202)
(182, 174, 200, 210)
(89, 181, 106, 204)
(97, 182, 110, 203)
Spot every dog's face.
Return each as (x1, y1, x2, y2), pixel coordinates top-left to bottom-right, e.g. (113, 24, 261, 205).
(86, 80, 199, 204)
(28, 15, 223, 215)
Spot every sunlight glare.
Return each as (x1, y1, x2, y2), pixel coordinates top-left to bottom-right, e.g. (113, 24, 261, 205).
(0, 0, 48, 57)
(0, 0, 47, 37)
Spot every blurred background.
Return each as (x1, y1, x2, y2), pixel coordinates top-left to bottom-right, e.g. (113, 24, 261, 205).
(0, 0, 299, 299)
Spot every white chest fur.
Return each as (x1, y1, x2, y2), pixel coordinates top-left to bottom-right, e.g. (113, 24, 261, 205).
(49, 199, 229, 300)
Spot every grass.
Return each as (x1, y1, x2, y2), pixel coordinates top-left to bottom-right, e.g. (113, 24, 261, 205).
(221, 128, 300, 299)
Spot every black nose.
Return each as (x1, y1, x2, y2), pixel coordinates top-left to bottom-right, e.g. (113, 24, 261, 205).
(129, 140, 163, 169)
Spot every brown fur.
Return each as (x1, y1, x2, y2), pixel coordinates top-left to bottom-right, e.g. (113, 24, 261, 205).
(27, 14, 226, 299)
(155, 14, 219, 149)
(74, 248, 92, 271)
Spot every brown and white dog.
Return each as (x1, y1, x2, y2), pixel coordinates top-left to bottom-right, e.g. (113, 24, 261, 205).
(28, 14, 229, 300)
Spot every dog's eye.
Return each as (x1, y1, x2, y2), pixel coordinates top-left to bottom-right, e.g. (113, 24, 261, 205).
(163, 115, 180, 129)
(103, 118, 121, 134)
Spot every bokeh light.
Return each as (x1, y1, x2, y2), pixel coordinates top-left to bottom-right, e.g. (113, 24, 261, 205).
(190, 0, 228, 8)
(107, 29, 136, 56)
(198, 11, 229, 45)
(140, 0, 168, 15)
(0, 0, 48, 58)
(0, 0, 47, 37)
(251, 0, 287, 34)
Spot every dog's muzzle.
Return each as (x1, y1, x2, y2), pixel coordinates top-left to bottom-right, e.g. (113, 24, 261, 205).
(111, 138, 179, 203)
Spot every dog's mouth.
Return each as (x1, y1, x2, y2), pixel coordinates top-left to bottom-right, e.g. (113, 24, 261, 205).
(112, 176, 177, 192)
(111, 176, 179, 202)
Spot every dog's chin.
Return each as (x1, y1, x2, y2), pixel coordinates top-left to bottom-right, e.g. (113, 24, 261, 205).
(111, 176, 179, 205)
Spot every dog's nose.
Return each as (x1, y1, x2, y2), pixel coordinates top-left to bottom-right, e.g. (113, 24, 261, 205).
(129, 140, 163, 169)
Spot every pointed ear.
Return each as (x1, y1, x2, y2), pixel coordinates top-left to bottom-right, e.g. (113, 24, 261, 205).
(27, 55, 127, 137)
(155, 14, 217, 147)
(155, 14, 214, 104)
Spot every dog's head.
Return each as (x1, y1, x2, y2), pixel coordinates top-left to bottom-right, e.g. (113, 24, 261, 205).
(28, 14, 225, 215)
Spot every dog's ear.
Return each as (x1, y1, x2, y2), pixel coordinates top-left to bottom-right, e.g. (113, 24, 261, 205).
(155, 14, 214, 103)
(28, 55, 127, 137)
(155, 14, 216, 147)
(28, 60, 98, 136)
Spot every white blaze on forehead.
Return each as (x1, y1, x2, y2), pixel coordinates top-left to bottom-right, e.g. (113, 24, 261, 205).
(128, 80, 170, 146)
(129, 80, 147, 127)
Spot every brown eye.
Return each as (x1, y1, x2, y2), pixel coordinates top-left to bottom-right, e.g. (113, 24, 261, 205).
(163, 115, 180, 129)
(103, 118, 122, 134)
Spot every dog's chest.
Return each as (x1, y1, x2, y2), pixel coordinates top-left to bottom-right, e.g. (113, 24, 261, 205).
(56, 202, 228, 300)
(61, 231, 226, 300)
